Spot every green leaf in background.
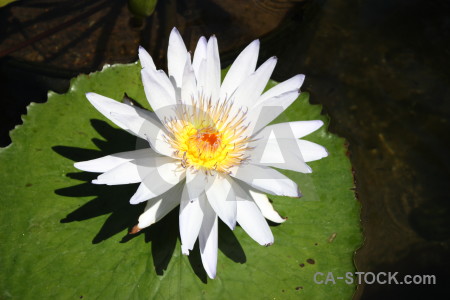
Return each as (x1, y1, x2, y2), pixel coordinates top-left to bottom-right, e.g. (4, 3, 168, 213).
(127, 0, 158, 18)
(0, 0, 19, 8)
(0, 63, 361, 299)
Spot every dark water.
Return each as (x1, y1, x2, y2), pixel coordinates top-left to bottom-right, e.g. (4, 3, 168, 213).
(280, 0, 450, 298)
(1, 0, 449, 298)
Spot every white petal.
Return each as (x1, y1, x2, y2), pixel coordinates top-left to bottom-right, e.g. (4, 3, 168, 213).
(192, 36, 207, 78)
(167, 27, 189, 88)
(141, 69, 177, 122)
(256, 120, 324, 140)
(291, 120, 324, 138)
(110, 112, 175, 157)
(252, 140, 311, 173)
(297, 140, 329, 162)
(179, 186, 204, 254)
(92, 149, 167, 185)
(231, 56, 277, 110)
(130, 159, 186, 204)
(85, 92, 164, 138)
(249, 189, 286, 223)
(91, 156, 162, 185)
(143, 67, 176, 103)
(145, 128, 176, 158)
(196, 59, 207, 95)
(204, 35, 221, 103)
(231, 164, 301, 197)
(258, 130, 286, 164)
(74, 149, 153, 173)
(205, 174, 237, 230)
(199, 197, 218, 279)
(137, 183, 183, 229)
(88, 78, 173, 156)
(181, 54, 197, 105)
(246, 90, 300, 135)
(186, 169, 207, 201)
(138, 46, 156, 71)
(233, 182, 274, 245)
(249, 127, 312, 173)
(257, 74, 305, 104)
(220, 39, 260, 100)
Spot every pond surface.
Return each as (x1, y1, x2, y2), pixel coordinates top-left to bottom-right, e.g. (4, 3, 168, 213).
(282, 1, 450, 298)
(1, 0, 449, 298)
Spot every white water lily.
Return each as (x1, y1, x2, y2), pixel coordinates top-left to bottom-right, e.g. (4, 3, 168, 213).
(74, 28, 328, 279)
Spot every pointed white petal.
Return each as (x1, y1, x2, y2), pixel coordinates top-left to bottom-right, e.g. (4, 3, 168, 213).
(138, 46, 156, 71)
(192, 36, 207, 78)
(181, 54, 197, 105)
(196, 59, 207, 95)
(91, 156, 163, 185)
(246, 90, 300, 135)
(144, 128, 176, 158)
(257, 74, 305, 104)
(258, 130, 286, 164)
(233, 182, 274, 245)
(290, 120, 324, 138)
(205, 35, 221, 103)
(232, 56, 277, 109)
(168, 28, 189, 88)
(179, 186, 204, 254)
(249, 121, 324, 170)
(220, 39, 259, 100)
(205, 174, 237, 230)
(231, 164, 301, 197)
(137, 183, 183, 229)
(256, 120, 324, 140)
(237, 200, 274, 246)
(110, 112, 175, 157)
(85, 92, 164, 139)
(253, 139, 312, 173)
(74, 149, 153, 173)
(297, 140, 329, 162)
(199, 198, 218, 279)
(143, 67, 176, 102)
(186, 169, 207, 201)
(141, 69, 177, 122)
(249, 190, 286, 223)
(130, 159, 186, 204)
(108, 111, 156, 139)
(249, 126, 312, 173)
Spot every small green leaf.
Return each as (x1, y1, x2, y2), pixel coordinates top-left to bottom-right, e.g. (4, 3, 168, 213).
(0, 0, 19, 8)
(0, 63, 361, 298)
(127, 0, 158, 18)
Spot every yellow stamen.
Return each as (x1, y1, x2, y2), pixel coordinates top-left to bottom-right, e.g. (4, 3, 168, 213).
(165, 95, 251, 174)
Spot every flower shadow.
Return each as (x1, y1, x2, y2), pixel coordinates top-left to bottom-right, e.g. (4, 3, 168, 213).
(53, 119, 246, 282)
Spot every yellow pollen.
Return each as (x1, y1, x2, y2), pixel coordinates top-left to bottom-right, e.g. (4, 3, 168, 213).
(165, 96, 252, 174)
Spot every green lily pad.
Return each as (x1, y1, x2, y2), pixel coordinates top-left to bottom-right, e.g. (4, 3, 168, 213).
(0, 62, 361, 299)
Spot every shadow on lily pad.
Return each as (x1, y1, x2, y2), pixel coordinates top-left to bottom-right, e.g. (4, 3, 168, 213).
(53, 119, 246, 282)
